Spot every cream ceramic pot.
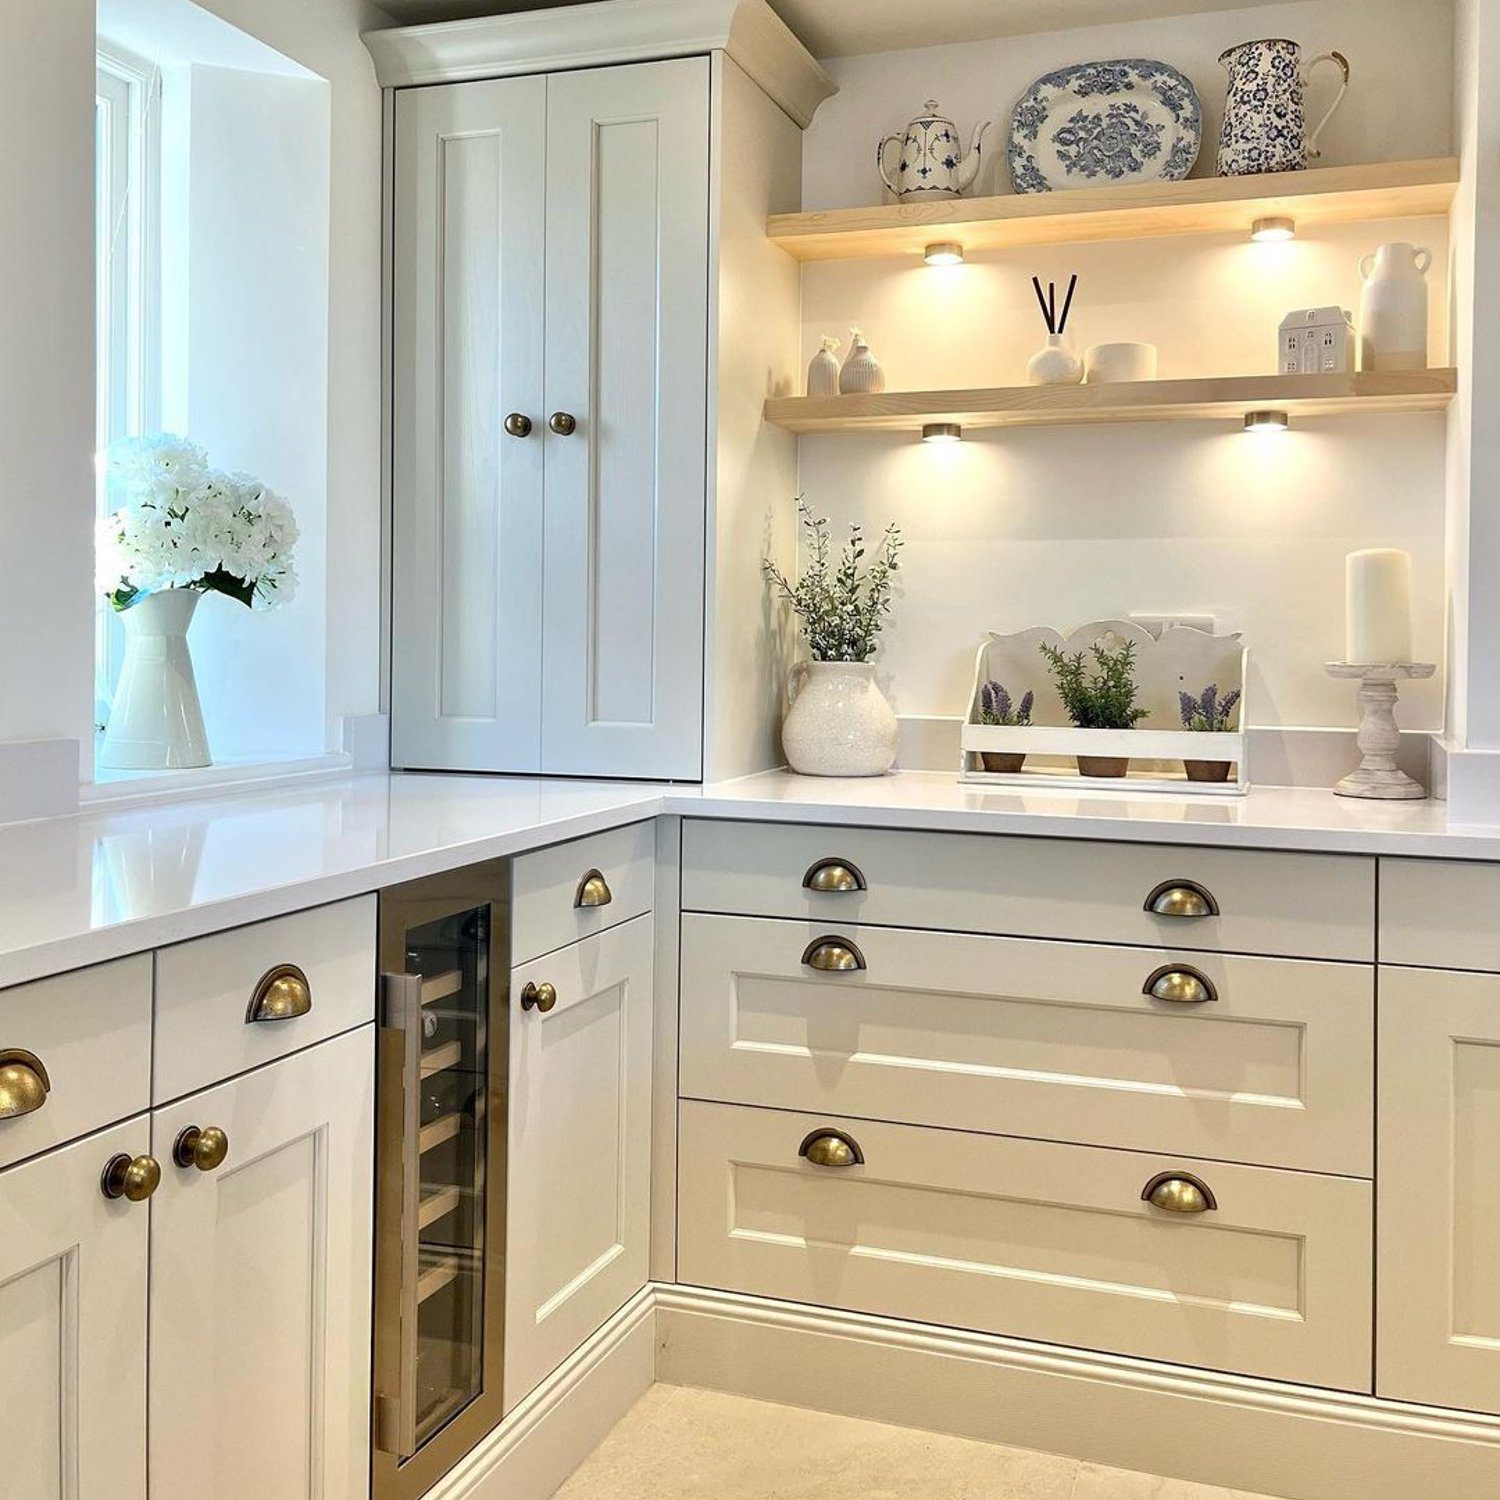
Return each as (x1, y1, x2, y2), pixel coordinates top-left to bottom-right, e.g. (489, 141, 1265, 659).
(782, 661, 897, 777)
(1358, 242, 1431, 371)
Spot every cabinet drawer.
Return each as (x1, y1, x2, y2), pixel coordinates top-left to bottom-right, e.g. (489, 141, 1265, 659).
(1379, 858, 1500, 970)
(679, 915, 1372, 1176)
(678, 1100, 1371, 1392)
(153, 897, 376, 1103)
(0, 956, 152, 1170)
(682, 821, 1373, 961)
(512, 821, 655, 965)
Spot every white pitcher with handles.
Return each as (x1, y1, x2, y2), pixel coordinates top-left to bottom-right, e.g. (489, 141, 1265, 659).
(1216, 39, 1349, 176)
(1358, 242, 1431, 371)
(878, 100, 990, 201)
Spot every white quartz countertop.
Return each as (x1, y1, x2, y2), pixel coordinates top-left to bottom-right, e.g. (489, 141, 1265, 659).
(5, 767, 1500, 989)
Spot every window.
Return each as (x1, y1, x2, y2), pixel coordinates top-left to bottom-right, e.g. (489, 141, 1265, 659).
(94, 43, 160, 726)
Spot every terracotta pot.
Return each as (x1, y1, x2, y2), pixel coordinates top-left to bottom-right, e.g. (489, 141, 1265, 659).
(1077, 755, 1130, 778)
(980, 752, 1027, 774)
(1184, 758, 1233, 783)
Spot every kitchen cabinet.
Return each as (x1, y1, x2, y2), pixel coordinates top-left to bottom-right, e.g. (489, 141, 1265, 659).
(149, 1027, 375, 1500)
(506, 913, 655, 1405)
(391, 57, 709, 779)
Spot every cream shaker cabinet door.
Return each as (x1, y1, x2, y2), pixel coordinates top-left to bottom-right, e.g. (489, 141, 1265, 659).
(540, 59, 709, 779)
(507, 915, 654, 1407)
(391, 76, 547, 772)
(148, 1028, 375, 1500)
(0, 1121, 150, 1500)
(1378, 966, 1500, 1415)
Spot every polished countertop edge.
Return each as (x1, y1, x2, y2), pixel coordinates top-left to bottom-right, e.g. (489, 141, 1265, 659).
(4, 768, 1500, 991)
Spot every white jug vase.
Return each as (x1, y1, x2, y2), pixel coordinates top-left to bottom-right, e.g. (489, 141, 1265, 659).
(99, 589, 212, 770)
(1358, 242, 1431, 372)
(781, 661, 897, 777)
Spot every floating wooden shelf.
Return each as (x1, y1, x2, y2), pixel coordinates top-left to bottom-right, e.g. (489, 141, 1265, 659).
(767, 158, 1459, 262)
(763, 370, 1457, 435)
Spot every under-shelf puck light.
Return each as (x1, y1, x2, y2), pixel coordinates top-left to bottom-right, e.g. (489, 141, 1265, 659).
(1244, 409, 1290, 434)
(921, 422, 963, 444)
(1250, 215, 1296, 242)
(923, 241, 965, 266)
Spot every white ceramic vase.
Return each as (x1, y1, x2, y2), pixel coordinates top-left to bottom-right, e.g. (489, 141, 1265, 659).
(782, 661, 897, 778)
(99, 590, 212, 770)
(1358, 242, 1430, 371)
(1027, 334, 1084, 385)
(839, 329, 886, 394)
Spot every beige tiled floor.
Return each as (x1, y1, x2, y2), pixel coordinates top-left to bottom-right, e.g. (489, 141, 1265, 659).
(553, 1385, 1286, 1499)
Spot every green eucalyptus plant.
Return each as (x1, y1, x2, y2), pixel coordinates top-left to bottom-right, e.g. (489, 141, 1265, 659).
(1039, 638, 1149, 730)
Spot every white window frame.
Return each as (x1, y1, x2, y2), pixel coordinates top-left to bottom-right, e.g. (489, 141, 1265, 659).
(95, 41, 162, 727)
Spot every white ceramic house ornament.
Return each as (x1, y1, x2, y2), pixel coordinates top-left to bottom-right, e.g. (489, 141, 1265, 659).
(1280, 307, 1355, 375)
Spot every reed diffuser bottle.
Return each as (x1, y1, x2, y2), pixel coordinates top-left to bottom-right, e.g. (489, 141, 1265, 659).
(1026, 273, 1083, 385)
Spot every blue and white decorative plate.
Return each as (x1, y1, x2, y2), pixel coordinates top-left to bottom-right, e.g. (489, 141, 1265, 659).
(1008, 59, 1202, 193)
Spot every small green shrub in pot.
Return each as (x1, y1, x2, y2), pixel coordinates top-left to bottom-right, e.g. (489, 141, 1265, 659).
(1179, 684, 1242, 783)
(1039, 638, 1148, 777)
(977, 681, 1033, 773)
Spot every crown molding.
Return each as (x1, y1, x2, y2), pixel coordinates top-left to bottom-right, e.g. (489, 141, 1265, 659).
(362, 0, 836, 128)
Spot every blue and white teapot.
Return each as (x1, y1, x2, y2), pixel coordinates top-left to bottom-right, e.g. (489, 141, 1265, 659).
(878, 99, 991, 201)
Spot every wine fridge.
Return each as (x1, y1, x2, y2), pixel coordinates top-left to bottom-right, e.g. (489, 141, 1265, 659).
(372, 860, 510, 1500)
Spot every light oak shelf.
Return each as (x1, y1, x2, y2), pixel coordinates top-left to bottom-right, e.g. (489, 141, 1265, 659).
(763, 369, 1458, 435)
(767, 158, 1459, 262)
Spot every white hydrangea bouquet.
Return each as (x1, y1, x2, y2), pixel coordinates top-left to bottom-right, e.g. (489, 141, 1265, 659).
(95, 434, 299, 772)
(96, 434, 299, 611)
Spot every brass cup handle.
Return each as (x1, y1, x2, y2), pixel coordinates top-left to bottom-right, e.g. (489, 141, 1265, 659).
(1142, 964, 1218, 1006)
(799, 1128, 865, 1168)
(504, 412, 533, 437)
(247, 964, 312, 1024)
(548, 411, 577, 436)
(801, 936, 867, 973)
(802, 858, 867, 894)
(101, 1153, 162, 1203)
(521, 981, 557, 1013)
(1142, 1171, 1218, 1214)
(173, 1124, 230, 1173)
(1144, 880, 1219, 919)
(574, 869, 613, 908)
(0, 1048, 51, 1120)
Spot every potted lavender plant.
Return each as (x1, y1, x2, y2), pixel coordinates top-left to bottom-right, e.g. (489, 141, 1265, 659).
(1039, 637, 1148, 777)
(976, 681, 1034, 773)
(1179, 684, 1242, 782)
(763, 501, 904, 777)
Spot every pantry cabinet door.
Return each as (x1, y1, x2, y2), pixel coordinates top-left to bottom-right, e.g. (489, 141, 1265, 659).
(392, 77, 547, 772)
(0, 1120, 149, 1500)
(148, 1028, 374, 1500)
(1378, 966, 1500, 1414)
(541, 59, 709, 779)
(507, 915, 654, 1405)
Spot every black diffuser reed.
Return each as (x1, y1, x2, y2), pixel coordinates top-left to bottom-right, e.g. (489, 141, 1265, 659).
(1031, 273, 1078, 336)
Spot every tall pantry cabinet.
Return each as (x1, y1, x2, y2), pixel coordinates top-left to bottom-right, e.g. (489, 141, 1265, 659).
(373, 0, 835, 782)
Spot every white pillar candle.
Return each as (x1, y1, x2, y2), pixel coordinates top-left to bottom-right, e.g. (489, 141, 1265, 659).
(1346, 548, 1412, 665)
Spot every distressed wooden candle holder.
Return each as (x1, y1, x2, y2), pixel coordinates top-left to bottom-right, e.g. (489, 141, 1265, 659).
(1324, 662, 1436, 799)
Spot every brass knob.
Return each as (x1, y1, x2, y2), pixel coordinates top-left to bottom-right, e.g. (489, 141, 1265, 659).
(801, 936, 866, 972)
(504, 412, 533, 437)
(0, 1048, 50, 1120)
(173, 1124, 230, 1172)
(574, 869, 613, 908)
(101, 1153, 161, 1203)
(1144, 880, 1219, 919)
(548, 411, 577, 436)
(521, 981, 557, 1013)
(1142, 964, 1218, 1005)
(802, 859, 866, 894)
(1142, 1171, 1217, 1214)
(799, 1128, 864, 1168)
(246, 964, 312, 1024)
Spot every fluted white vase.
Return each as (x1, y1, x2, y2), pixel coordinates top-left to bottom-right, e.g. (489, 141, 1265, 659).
(782, 661, 897, 777)
(99, 590, 212, 770)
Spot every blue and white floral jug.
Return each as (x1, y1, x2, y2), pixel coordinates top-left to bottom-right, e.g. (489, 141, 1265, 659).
(1217, 39, 1349, 176)
(878, 99, 991, 201)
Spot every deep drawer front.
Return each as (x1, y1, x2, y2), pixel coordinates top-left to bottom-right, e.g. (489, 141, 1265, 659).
(677, 1100, 1372, 1392)
(682, 821, 1374, 961)
(1379, 858, 1500, 971)
(0, 956, 152, 1170)
(153, 896, 376, 1103)
(511, 821, 656, 965)
(679, 915, 1373, 1176)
